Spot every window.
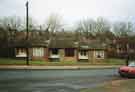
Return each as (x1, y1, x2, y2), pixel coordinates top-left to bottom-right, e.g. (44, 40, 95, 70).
(33, 48, 44, 57)
(52, 48, 58, 55)
(80, 50, 87, 56)
(17, 48, 25, 53)
(79, 50, 88, 59)
(16, 48, 26, 57)
(65, 48, 74, 57)
(95, 51, 104, 59)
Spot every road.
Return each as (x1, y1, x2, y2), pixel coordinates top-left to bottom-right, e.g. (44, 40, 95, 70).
(0, 68, 120, 92)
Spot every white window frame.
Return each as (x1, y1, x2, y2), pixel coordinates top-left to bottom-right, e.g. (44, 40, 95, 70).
(79, 50, 88, 59)
(50, 49, 60, 58)
(33, 48, 44, 57)
(94, 51, 104, 59)
(16, 48, 27, 57)
(80, 50, 87, 56)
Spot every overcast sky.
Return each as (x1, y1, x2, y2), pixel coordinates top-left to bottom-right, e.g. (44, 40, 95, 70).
(0, 0, 135, 24)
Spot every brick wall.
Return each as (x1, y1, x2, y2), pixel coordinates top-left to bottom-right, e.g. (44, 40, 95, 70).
(59, 49, 77, 62)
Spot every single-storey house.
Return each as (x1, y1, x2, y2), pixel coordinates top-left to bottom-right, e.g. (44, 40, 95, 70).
(48, 38, 78, 62)
(13, 38, 106, 63)
(108, 37, 135, 59)
(13, 39, 48, 61)
(78, 41, 106, 63)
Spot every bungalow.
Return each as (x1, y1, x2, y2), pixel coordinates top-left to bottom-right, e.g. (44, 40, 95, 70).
(47, 39, 106, 62)
(13, 39, 48, 61)
(78, 41, 106, 63)
(48, 39, 78, 62)
(108, 37, 135, 59)
(13, 39, 106, 63)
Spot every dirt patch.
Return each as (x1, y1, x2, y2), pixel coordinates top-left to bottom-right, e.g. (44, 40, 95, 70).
(81, 78, 135, 92)
(104, 79, 127, 92)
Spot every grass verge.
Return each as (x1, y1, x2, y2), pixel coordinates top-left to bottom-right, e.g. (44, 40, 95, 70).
(0, 58, 125, 65)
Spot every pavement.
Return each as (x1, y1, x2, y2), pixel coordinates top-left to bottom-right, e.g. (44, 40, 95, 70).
(0, 65, 121, 69)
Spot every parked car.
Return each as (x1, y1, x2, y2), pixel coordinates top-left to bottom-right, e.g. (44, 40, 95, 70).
(119, 62, 135, 78)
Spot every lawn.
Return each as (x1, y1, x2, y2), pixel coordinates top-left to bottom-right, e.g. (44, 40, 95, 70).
(93, 58, 126, 65)
(81, 79, 135, 92)
(0, 58, 126, 65)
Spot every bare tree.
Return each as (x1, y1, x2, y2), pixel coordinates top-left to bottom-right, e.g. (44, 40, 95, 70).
(0, 16, 23, 41)
(95, 17, 110, 33)
(0, 16, 23, 30)
(112, 21, 134, 37)
(75, 18, 96, 39)
(95, 17, 111, 41)
(44, 13, 63, 38)
(21, 17, 38, 31)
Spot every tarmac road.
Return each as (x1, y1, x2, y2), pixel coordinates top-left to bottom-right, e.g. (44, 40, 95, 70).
(0, 68, 120, 92)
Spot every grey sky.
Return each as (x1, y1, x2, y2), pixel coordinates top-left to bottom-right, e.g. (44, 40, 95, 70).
(0, 0, 135, 24)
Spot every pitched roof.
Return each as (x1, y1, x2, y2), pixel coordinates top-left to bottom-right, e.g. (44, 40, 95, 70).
(79, 40, 106, 50)
(48, 38, 76, 48)
(11, 39, 47, 47)
(112, 37, 135, 46)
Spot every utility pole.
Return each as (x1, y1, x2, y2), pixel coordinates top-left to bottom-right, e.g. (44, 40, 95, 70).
(26, 1, 29, 65)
